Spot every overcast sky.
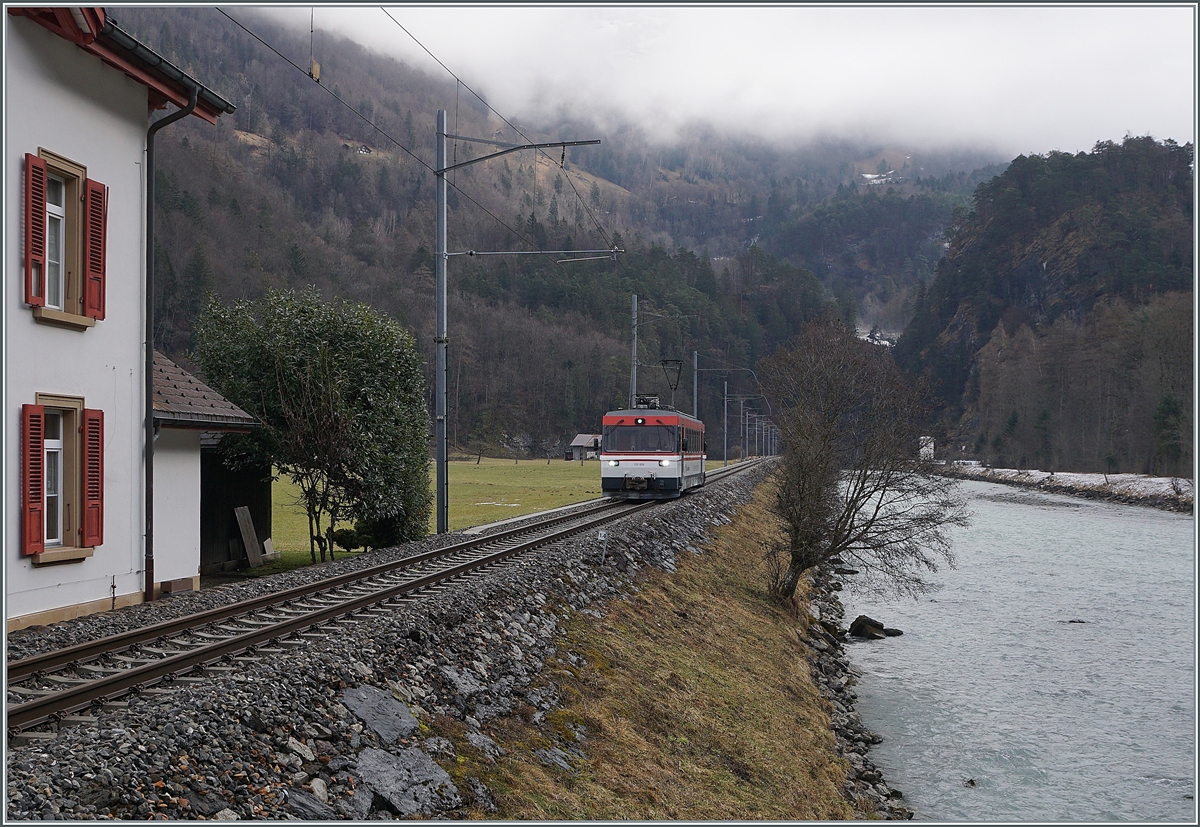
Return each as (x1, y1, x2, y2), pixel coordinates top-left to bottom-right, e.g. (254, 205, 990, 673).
(254, 4, 1196, 158)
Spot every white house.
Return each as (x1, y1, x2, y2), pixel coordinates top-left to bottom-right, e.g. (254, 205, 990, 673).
(5, 7, 244, 630)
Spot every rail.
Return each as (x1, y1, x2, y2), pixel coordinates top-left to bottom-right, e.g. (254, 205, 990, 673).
(6, 458, 763, 733)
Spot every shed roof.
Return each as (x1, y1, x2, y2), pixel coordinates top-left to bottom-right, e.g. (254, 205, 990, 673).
(570, 433, 601, 448)
(153, 351, 256, 430)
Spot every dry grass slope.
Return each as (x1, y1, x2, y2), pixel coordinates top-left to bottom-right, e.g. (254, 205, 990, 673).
(432, 481, 854, 819)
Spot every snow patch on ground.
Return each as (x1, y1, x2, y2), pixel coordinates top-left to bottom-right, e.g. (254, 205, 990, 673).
(946, 464, 1193, 509)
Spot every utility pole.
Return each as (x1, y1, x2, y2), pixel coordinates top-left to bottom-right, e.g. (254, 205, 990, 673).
(741, 399, 747, 458)
(629, 294, 638, 408)
(435, 111, 449, 535)
(434, 110, 601, 533)
(723, 380, 728, 466)
(693, 350, 698, 418)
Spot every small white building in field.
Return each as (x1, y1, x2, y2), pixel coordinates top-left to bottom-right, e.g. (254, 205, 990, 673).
(5, 7, 241, 629)
(567, 433, 602, 461)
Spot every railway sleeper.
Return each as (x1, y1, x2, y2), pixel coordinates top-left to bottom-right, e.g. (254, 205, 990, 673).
(58, 714, 98, 729)
(299, 597, 348, 607)
(9, 730, 57, 747)
(8, 686, 54, 697)
(112, 655, 157, 666)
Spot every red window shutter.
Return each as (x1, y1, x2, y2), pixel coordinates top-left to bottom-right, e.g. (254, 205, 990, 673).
(82, 179, 108, 320)
(24, 154, 47, 307)
(81, 408, 105, 547)
(21, 404, 45, 556)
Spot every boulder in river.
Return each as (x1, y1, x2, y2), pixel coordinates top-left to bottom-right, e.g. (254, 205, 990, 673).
(849, 615, 904, 639)
(849, 615, 885, 639)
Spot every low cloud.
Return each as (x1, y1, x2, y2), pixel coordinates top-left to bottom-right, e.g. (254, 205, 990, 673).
(257, 5, 1194, 157)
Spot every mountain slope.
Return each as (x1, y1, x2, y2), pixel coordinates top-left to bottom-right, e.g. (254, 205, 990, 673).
(115, 6, 1009, 453)
(894, 136, 1193, 474)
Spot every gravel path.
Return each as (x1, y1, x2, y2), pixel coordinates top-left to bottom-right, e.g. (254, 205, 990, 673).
(8, 464, 789, 820)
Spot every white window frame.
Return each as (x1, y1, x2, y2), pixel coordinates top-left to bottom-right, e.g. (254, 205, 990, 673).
(43, 410, 64, 546)
(45, 174, 67, 311)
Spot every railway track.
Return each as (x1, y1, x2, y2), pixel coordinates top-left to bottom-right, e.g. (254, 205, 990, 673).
(6, 460, 761, 735)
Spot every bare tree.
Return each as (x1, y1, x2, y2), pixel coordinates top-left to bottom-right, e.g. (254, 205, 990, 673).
(758, 314, 971, 601)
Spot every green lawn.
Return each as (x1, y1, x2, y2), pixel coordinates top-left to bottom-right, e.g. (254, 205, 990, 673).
(269, 457, 745, 554)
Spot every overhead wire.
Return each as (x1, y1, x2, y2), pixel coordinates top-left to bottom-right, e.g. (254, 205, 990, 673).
(214, 7, 554, 260)
(377, 7, 619, 253)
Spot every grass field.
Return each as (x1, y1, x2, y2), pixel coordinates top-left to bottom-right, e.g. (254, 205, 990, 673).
(264, 458, 745, 572)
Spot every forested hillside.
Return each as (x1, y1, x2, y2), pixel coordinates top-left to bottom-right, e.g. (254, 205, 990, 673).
(758, 163, 1007, 335)
(115, 5, 1008, 455)
(894, 137, 1194, 475)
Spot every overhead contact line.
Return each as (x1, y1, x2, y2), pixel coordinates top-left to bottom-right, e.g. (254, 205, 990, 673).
(377, 7, 618, 252)
(213, 8, 553, 261)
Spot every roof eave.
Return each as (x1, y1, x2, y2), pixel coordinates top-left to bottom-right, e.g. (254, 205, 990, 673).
(154, 411, 258, 431)
(97, 14, 236, 123)
(9, 7, 236, 124)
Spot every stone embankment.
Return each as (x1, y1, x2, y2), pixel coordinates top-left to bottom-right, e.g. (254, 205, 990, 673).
(941, 464, 1193, 512)
(800, 564, 914, 820)
(6, 462, 904, 820)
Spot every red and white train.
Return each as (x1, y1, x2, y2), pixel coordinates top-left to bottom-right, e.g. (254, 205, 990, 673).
(600, 397, 706, 499)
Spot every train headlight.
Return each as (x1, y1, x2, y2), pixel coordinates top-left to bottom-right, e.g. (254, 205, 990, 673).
(659, 459, 671, 467)
(608, 460, 619, 467)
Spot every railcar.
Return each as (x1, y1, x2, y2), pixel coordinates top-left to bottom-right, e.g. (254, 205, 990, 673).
(600, 396, 706, 499)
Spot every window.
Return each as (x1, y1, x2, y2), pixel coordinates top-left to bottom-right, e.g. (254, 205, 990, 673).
(46, 175, 66, 309)
(21, 398, 103, 562)
(602, 424, 676, 453)
(24, 150, 106, 329)
(44, 411, 63, 544)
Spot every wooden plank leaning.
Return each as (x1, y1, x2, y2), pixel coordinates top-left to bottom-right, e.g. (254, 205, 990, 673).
(234, 506, 264, 567)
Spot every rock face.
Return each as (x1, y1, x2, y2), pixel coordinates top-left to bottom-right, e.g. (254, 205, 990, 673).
(354, 747, 461, 818)
(341, 685, 419, 745)
(285, 789, 337, 820)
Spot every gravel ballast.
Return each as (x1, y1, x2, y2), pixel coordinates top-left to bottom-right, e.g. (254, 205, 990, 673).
(6, 469, 763, 820)
(6, 461, 901, 820)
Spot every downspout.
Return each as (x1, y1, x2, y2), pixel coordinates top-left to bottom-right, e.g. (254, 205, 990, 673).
(144, 85, 197, 603)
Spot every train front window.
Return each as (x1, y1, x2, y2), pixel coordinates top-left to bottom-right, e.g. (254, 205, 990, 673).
(603, 425, 677, 453)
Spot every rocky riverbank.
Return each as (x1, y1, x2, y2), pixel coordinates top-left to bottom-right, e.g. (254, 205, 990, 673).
(6, 462, 907, 820)
(941, 464, 1193, 512)
(801, 563, 914, 820)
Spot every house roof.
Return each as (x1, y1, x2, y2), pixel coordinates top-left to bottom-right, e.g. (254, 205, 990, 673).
(153, 351, 257, 430)
(570, 433, 601, 448)
(8, 7, 236, 124)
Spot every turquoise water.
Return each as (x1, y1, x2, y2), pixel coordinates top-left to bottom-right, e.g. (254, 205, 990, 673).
(844, 480, 1196, 822)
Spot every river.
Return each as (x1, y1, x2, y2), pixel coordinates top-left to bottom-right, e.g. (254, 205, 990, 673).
(843, 479, 1195, 822)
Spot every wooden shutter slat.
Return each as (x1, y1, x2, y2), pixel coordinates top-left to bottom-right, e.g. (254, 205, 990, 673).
(82, 179, 107, 320)
(81, 408, 104, 547)
(22, 404, 45, 556)
(24, 154, 47, 307)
